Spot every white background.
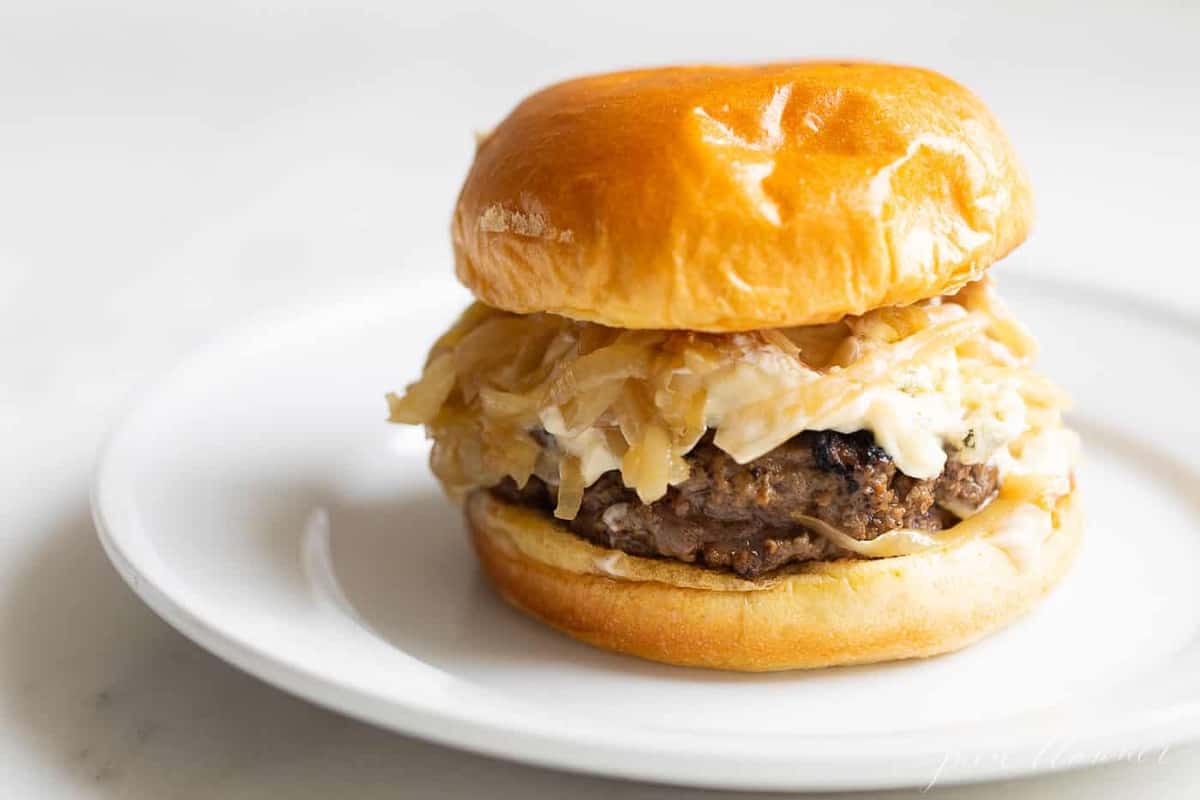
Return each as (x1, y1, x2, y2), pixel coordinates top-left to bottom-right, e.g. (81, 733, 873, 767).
(2, 1, 1198, 796)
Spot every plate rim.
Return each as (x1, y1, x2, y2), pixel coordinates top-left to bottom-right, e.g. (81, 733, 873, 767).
(91, 273, 1200, 791)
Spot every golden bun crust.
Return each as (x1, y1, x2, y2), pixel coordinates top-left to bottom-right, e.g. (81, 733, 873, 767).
(467, 490, 1081, 671)
(453, 62, 1034, 332)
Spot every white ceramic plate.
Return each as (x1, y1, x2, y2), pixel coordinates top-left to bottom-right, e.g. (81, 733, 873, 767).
(93, 274, 1200, 792)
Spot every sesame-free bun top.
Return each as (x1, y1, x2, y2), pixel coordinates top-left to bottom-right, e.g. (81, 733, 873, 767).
(452, 62, 1034, 331)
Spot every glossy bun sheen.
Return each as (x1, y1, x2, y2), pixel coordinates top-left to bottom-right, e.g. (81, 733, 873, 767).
(467, 491, 1081, 671)
(453, 62, 1034, 331)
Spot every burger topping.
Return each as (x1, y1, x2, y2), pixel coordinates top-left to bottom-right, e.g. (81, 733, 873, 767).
(388, 277, 1072, 547)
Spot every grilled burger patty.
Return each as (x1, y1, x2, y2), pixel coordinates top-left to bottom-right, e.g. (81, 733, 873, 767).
(492, 430, 999, 578)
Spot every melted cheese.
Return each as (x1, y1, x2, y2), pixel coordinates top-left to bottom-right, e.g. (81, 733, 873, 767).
(539, 406, 623, 485)
(986, 503, 1052, 571)
(542, 341, 1030, 484)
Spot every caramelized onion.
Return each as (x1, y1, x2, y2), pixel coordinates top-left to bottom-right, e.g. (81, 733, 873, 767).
(388, 278, 1071, 528)
(554, 456, 585, 519)
(621, 424, 672, 503)
(386, 352, 456, 424)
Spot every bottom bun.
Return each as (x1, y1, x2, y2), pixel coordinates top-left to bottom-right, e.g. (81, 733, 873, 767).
(466, 489, 1083, 671)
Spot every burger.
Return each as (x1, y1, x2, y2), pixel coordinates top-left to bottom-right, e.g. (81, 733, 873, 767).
(387, 62, 1081, 671)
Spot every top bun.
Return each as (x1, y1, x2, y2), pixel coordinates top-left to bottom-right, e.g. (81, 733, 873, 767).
(451, 62, 1033, 332)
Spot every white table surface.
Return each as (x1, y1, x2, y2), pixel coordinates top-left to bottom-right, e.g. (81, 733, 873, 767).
(3, 2, 1198, 796)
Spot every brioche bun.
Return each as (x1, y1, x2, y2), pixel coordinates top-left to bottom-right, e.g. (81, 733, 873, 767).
(452, 62, 1033, 332)
(466, 490, 1081, 671)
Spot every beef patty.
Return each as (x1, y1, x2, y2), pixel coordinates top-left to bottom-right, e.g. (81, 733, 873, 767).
(492, 430, 999, 578)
